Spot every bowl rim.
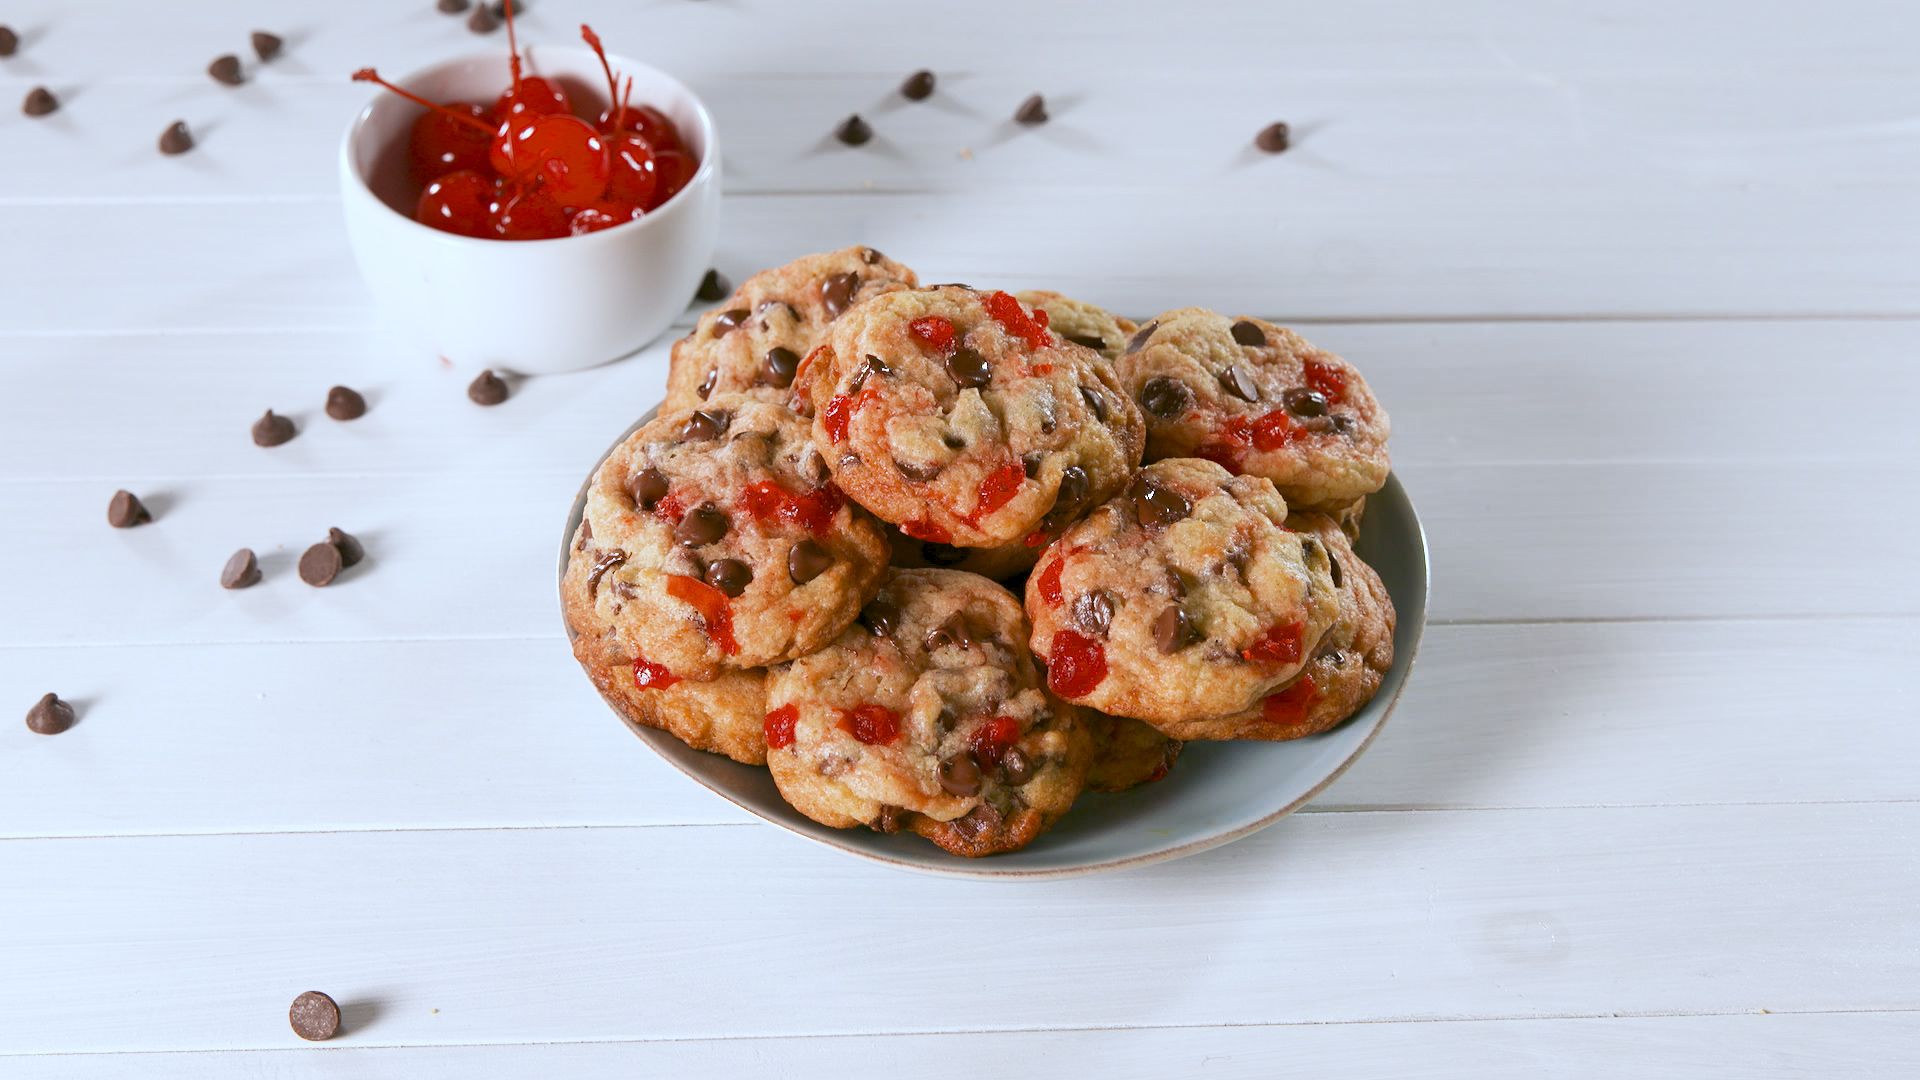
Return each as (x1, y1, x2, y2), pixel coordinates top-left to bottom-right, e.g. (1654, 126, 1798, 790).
(559, 408, 1429, 880)
(337, 45, 720, 248)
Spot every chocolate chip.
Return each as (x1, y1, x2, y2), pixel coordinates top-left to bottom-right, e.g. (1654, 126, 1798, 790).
(873, 804, 904, 833)
(1015, 93, 1048, 125)
(1332, 414, 1355, 433)
(437, 0, 470, 12)
(835, 114, 872, 146)
(902, 70, 936, 100)
(861, 598, 899, 637)
(250, 31, 283, 62)
(1230, 320, 1267, 347)
(924, 615, 973, 652)
(1155, 605, 1198, 653)
(704, 558, 753, 597)
(467, 369, 508, 405)
(1044, 466, 1088, 527)
(298, 542, 342, 587)
(819, 272, 858, 318)
(325, 385, 367, 421)
(1139, 376, 1190, 419)
(695, 269, 728, 303)
(1022, 453, 1044, 479)
(156, 119, 194, 155)
(861, 247, 884, 264)
(1283, 386, 1328, 418)
(221, 548, 261, 589)
(0, 26, 17, 56)
(1078, 384, 1109, 422)
(941, 433, 966, 450)
(762, 346, 800, 388)
(679, 409, 728, 441)
(107, 489, 151, 528)
(467, 3, 498, 31)
(288, 991, 340, 1042)
(25, 693, 76, 735)
(675, 505, 729, 547)
(628, 468, 668, 509)
(1126, 320, 1159, 355)
(1064, 332, 1105, 350)
(22, 86, 56, 117)
(1219, 364, 1260, 402)
(788, 539, 833, 584)
(1328, 553, 1343, 588)
(586, 549, 625, 592)
(327, 527, 364, 568)
(1071, 590, 1114, 636)
(1130, 475, 1190, 527)
(712, 309, 749, 336)
(695, 367, 717, 399)
(945, 346, 990, 389)
(251, 410, 295, 447)
(999, 747, 1034, 786)
(1255, 121, 1291, 154)
(208, 54, 244, 86)
(921, 542, 966, 567)
(952, 802, 1002, 841)
(895, 458, 941, 482)
(938, 754, 982, 796)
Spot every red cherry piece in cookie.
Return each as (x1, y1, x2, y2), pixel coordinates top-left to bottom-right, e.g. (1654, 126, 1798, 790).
(1036, 556, 1065, 607)
(1303, 359, 1348, 405)
(1250, 410, 1301, 451)
(983, 290, 1050, 350)
(901, 518, 952, 544)
(764, 704, 799, 749)
(1260, 675, 1318, 725)
(416, 169, 498, 237)
(634, 654, 682, 690)
(1047, 629, 1108, 698)
(909, 315, 957, 353)
(822, 394, 854, 443)
(652, 491, 687, 525)
(837, 704, 901, 745)
(967, 462, 1025, 525)
(410, 102, 494, 183)
(665, 574, 739, 655)
(742, 480, 844, 536)
(967, 715, 1020, 769)
(1242, 620, 1305, 666)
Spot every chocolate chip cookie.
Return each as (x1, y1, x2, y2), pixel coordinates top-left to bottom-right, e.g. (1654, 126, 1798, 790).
(806, 286, 1146, 549)
(664, 246, 918, 414)
(1117, 309, 1389, 511)
(1015, 289, 1138, 362)
(886, 525, 1044, 582)
(1084, 711, 1182, 793)
(765, 568, 1092, 857)
(1025, 458, 1338, 726)
(569, 393, 890, 681)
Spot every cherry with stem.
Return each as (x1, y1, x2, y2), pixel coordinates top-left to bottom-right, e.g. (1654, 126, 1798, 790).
(352, 69, 495, 136)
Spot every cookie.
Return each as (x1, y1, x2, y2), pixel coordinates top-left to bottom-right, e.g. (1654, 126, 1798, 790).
(806, 286, 1145, 549)
(1331, 496, 1366, 542)
(1025, 458, 1339, 726)
(570, 393, 890, 681)
(1160, 511, 1396, 740)
(886, 525, 1043, 582)
(1015, 289, 1138, 362)
(765, 568, 1091, 857)
(1084, 711, 1181, 793)
(664, 247, 918, 414)
(1116, 309, 1389, 511)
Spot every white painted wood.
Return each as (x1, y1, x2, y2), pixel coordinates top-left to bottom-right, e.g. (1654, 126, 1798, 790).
(19, 1012, 1920, 1080)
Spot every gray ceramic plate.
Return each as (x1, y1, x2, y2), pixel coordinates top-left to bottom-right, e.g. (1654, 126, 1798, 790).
(560, 410, 1428, 879)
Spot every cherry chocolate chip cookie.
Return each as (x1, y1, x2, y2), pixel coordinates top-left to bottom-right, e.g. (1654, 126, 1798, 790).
(569, 393, 890, 682)
(665, 246, 918, 414)
(1014, 289, 1138, 363)
(1116, 309, 1389, 511)
(1084, 711, 1182, 793)
(1025, 457, 1338, 728)
(806, 285, 1146, 549)
(764, 568, 1092, 857)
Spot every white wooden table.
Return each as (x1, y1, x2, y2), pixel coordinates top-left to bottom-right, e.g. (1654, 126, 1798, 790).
(4, 1, 1917, 1075)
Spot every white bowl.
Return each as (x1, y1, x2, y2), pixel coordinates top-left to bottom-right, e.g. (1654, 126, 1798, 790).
(339, 47, 720, 375)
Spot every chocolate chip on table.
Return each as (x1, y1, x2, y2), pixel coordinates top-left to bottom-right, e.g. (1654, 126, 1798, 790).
(628, 467, 669, 510)
(1283, 386, 1328, 417)
(437, 0, 470, 12)
(1125, 320, 1159, 355)
(221, 548, 261, 589)
(1138, 376, 1190, 419)
(1071, 590, 1114, 636)
(25, 693, 76, 735)
(861, 598, 900, 638)
(288, 991, 340, 1042)
(208, 54, 244, 86)
(818, 272, 858, 319)
(22, 86, 58, 117)
(1218, 364, 1260, 402)
(945, 346, 990, 389)
(327, 527, 365, 568)
(999, 747, 1034, 786)
(325, 385, 367, 421)
(1015, 93, 1048, 125)
(762, 346, 800, 388)
(1079, 384, 1108, 422)
(835, 114, 872, 146)
(1130, 475, 1190, 527)
(711, 308, 749, 334)
(158, 121, 195, 155)
(107, 489, 151, 528)
(1155, 605, 1199, 653)
(1255, 121, 1291, 154)
(0, 26, 18, 57)
(298, 542, 343, 586)
(251, 409, 296, 447)
(788, 539, 833, 584)
(703, 558, 753, 597)
(250, 31, 283, 62)
(678, 409, 728, 441)
(695, 269, 729, 303)
(1230, 320, 1267, 348)
(939, 754, 982, 796)
(674, 505, 729, 547)
(467, 369, 508, 405)
(467, 3, 499, 32)
(901, 69, 935, 101)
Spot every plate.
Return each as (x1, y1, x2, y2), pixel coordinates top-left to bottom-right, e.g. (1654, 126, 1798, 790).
(559, 409, 1428, 879)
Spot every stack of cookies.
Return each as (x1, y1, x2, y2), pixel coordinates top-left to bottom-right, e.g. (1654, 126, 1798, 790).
(563, 247, 1396, 857)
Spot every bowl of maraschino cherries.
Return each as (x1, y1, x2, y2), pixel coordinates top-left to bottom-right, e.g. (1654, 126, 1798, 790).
(340, 7, 719, 374)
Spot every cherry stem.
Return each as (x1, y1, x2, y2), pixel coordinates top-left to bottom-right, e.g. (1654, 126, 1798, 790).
(619, 75, 633, 132)
(581, 24, 621, 126)
(503, 0, 523, 91)
(351, 69, 494, 134)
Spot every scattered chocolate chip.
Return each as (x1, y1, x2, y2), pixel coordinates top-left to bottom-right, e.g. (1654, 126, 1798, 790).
(628, 468, 668, 510)
(437, 0, 470, 12)
(920, 542, 966, 567)
(861, 598, 900, 638)
(835, 114, 872, 146)
(208, 54, 244, 86)
(25, 693, 76, 735)
(298, 542, 343, 587)
(1126, 321, 1159, 355)
(1064, 332, 1105, 350)
(1255, 121, 1291, 154)
(894, 458, 941, 482)
(1219, 364, 1260, 402)
(787, 539, 833, 584)
(1078, 384, 1108, 421)
(1230, 320, 1268, 348)
(325, 385, 367, 421)
(1328, 553, 1343, 588)
(327, 527, 364, 568)
(924, 615, 973, 652)
(250, 31, 283, 62)
(0, 26, 17, 57)
(467, 369, 508, 405)
(818, 272, 858, 318)
(679, 409, 728, 441)
(1130, 475, 1190, 527)
(288, 991, 340, 1042)
(586, 549, 625, 592)
(945, 346, 990, 389)
(1283, 386, 1328, 418)
(1015, 93, 1048, 125)
(251, 410, 295, 447)
(901, 70, 935, 101)
(107, 489, 151, 528)
(939, 754, 982, 796)
(221, 548, 261, 589)
(704, 558, 753, 597)
(1138, 376, 1190, 419)
(1071, 590, 1114, 636)
(695, 269, 728, 302)
(22, 86, 56, 117)
(712, 308, 749, 334)
(467, 3, 498, 32)
(999, 747, 1034, 786)
(762, 346, 800, 389)
(159, 120, 195, 155)
(674, 505, 729, 547)
(1155, 605, 1199, 653)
